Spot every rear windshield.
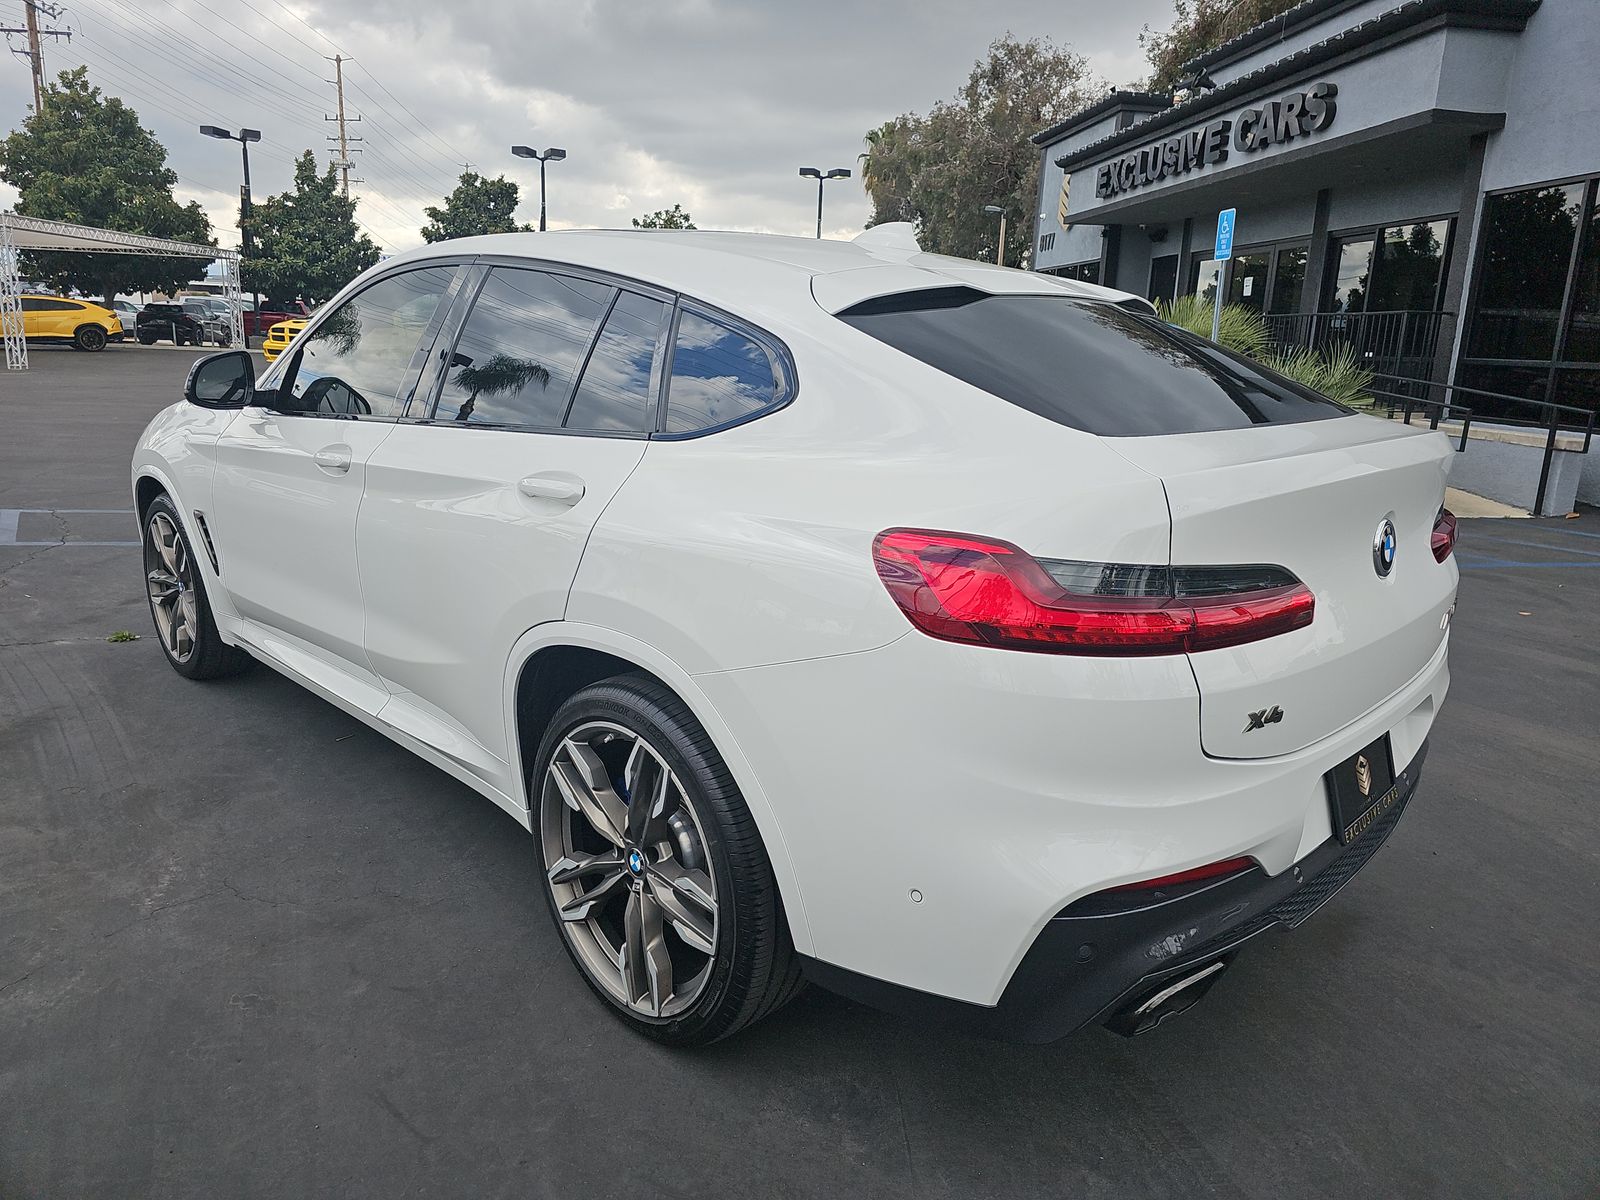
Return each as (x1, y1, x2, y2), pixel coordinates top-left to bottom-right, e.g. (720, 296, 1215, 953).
(836, 287, 1350, 437)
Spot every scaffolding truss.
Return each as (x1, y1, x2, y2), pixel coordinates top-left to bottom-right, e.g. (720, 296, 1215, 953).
(1, 211, 241, 370)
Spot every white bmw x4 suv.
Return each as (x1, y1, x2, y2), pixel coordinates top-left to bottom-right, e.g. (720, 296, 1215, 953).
(132, 227, 1458, 1045)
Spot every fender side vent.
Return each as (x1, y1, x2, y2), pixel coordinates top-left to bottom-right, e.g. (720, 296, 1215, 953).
(193, 510, 221, 575)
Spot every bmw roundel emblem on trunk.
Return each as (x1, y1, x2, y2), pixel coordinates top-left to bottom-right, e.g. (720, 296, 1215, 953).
(1373, 518, 1397, 577)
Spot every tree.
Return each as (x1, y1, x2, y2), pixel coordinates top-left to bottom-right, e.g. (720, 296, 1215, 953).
(632, 204, 696, 230)
(1140, 0, 1301, 93)
(0, 66, 214, 304)
(421, 170, 529, 242)
(860, 35, 1100, 266)
(245, 151, 380, 305)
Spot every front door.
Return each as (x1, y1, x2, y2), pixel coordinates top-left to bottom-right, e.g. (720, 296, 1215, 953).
(358, 267, 669, 790)
(210, 264, 462, 703)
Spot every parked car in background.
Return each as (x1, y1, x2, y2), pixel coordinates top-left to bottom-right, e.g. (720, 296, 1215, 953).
(132, 229, 1458, 1047)
(18, 294, 122, 351)
(135, 303, 206, 346)
(110, 300, 142, 334)
(260, 316, 307, 362)
(244, 298, 311, 341)
(181, 297, 234, 346)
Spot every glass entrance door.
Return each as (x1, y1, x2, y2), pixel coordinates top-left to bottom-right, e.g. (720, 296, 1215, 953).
(1226, 252, 1271, 310)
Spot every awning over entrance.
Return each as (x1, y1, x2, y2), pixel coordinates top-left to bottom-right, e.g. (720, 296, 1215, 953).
(0, 212, 240, 371)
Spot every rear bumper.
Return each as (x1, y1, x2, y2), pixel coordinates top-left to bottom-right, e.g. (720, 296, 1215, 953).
(802, 741, 1426, 1043)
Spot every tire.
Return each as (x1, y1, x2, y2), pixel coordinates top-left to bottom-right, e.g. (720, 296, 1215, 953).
(532, 674, 802, 1046)
(141, 494, 252, 681)
(74, 324, 108, 352)
(138, 333, 156, 345)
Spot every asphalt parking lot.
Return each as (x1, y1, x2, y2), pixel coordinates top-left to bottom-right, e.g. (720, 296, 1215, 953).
(2, 345, 1597, 1199)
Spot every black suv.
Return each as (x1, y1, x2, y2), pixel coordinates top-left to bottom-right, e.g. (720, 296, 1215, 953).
(135, 303, 206, 346)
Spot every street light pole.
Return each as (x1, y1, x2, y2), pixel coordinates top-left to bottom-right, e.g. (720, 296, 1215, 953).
(984, 205, 1007, 266)
(511, 145, 567, 231)
(201, 125, 263, 343)
(798, 167, 851, 239)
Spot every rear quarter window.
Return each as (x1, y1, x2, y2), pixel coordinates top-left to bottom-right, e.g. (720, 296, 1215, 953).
(663, 309, 792, 435)
(835, 287, 1350, 437)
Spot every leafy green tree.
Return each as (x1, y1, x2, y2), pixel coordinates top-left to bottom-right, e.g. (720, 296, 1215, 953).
(632, 204, 696, 230)
(421, 170, 530, 242)
(0, 66, 214, 304)
(860, 35, 1100, 266)
(1140, 0, 1300, 93)
(245, 151, 380, 305)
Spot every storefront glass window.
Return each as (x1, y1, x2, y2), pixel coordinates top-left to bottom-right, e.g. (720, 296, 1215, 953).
(1327, 237, 1374, 313)
(1561, 197, 1600, 363)
(1270, 246, 1308, 314)
(1053, 261, 1101, 285)
(1190, 257, 1221, 305)
(1370, 221, 1450, 311)
(1466, 184, 1584, 361)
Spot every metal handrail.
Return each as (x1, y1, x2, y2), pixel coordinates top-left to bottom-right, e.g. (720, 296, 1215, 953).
(1367, 372, 1597, 515)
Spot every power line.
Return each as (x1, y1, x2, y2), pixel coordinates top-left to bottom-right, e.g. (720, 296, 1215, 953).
(249, 0, 462, 162)
(2, 1, 72, 116)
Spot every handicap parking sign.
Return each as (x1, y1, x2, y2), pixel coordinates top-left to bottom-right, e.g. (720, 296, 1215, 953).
(1215, 208, 1236, 261)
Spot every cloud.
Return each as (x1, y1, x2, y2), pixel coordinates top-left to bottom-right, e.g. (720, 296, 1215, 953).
(1, 0, 1173, 253)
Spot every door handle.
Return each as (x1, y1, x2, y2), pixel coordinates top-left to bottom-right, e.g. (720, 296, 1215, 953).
(313, 447, 352, 474)
(517, 474, 585, 505)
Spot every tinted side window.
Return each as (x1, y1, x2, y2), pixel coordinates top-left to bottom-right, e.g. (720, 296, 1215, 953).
(837, 287, 1350, 437)
(20, 297, 43, 312)
(665, 311, 786, 433)
(286, 267, 455, 418)
(564, 291, 667, 433)
(434, 268, 613, 427)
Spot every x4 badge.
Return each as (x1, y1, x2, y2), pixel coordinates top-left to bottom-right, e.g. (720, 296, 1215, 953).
(1244, 705, 1284, 733)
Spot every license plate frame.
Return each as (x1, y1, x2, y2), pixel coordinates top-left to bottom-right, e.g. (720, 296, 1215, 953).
(1325, 734, 1399, 845)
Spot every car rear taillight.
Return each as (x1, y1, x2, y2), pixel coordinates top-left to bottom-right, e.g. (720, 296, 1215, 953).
(1431, 507, 1457, 562)
(1106, 856, 1257, 893)
(871, 529, 1314, 656)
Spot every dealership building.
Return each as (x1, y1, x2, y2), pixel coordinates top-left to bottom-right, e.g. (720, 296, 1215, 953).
(1031, 0, 1599, 442)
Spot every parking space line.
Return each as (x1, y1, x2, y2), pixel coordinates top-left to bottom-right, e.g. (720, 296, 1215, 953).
(1455, 555, 1600, 570)
(1467, 535, 1600, 560)
(0, 509, 139, 548)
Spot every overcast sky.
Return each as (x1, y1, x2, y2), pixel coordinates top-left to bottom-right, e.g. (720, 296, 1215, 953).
(1, 0, 1172, 253)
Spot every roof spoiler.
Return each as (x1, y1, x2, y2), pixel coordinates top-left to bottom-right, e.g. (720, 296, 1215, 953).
(851, 223, 922, 253)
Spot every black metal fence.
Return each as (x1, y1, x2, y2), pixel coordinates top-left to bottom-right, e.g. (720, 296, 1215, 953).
(1366, 372, 1596, 516)
(1263, 310, 1454, 384)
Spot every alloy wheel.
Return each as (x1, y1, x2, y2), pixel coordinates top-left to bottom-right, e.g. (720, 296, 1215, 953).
(540, 721, 720, 1019)
(144, 511, 198, 663)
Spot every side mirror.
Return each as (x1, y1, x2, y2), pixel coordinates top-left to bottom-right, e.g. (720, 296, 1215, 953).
(185, 350, 255, 409)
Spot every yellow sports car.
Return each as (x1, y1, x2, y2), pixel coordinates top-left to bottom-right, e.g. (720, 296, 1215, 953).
(20, 294, 122, 351)
(261, 317, 308, 362)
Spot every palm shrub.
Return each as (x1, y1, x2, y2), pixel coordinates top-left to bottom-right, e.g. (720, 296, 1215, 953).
(1158, 293, 1270, 358)
(1156, 296, 1373, 407)
(1262, 342, 1374, 409)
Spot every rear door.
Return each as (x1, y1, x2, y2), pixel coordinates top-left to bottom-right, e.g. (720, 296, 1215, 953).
(357, 265, 667, 787)
(210, 264, 463, 706)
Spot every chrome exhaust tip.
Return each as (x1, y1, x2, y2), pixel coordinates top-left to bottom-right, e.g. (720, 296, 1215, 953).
(1104, 955, 1233, 1037)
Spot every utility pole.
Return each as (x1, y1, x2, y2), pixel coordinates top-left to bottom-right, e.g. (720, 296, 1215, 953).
(3, 1, 71, 116)
(324, 54, 362, 196)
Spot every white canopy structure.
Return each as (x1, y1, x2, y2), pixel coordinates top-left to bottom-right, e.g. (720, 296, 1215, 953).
(1, 211, 241, 370)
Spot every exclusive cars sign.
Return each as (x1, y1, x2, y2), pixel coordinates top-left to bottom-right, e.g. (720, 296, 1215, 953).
(1093, 82, 1337, 200)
